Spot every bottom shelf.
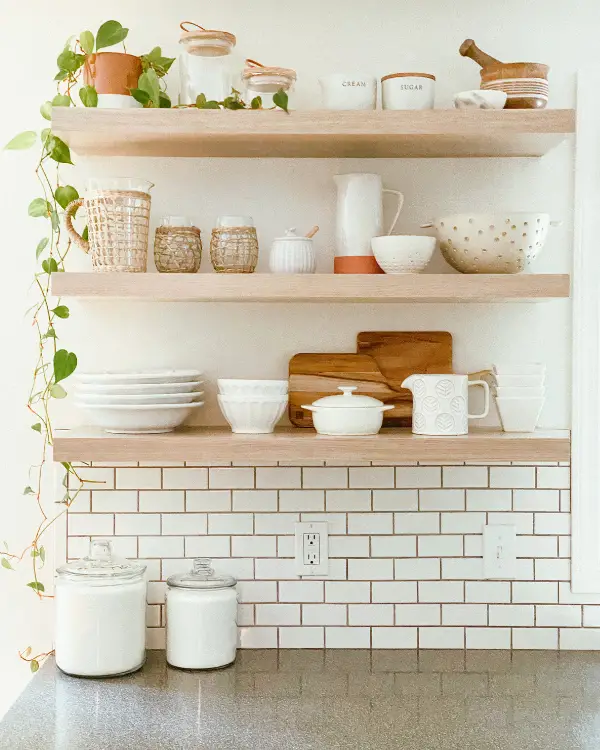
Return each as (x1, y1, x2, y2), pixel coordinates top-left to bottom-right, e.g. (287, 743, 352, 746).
(53, 427, 570, 463)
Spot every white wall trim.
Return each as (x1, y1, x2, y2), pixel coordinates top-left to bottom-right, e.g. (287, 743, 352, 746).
(571, 68, 600, 593)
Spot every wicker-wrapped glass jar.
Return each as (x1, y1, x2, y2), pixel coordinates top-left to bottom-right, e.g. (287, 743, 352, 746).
(154, 217, 202, 273)
(210, 215, 258, 273)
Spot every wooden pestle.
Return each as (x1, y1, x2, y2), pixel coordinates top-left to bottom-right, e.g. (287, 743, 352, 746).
(459, 39, 503, 69)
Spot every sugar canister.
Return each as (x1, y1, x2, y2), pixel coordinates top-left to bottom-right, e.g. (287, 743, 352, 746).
(55, 540, 147, 677)
(166, 558, 238, 669)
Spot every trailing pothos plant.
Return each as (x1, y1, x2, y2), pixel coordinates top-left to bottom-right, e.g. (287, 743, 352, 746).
(55, 20, 174, 109)
(194, 87, 289, 113)
(1, 20, 173, 674)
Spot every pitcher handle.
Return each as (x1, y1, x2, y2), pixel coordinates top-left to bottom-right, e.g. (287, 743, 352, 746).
(383, 189, 404, 236)
(467, 380, 490, 419)
(64, 199, 89, 253)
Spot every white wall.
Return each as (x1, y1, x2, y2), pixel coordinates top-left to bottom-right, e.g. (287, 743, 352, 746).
(1, 0, 595, 716)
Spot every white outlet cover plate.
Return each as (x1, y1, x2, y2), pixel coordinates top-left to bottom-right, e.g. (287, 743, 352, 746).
(294, 521, 328, 576)
(483, 524, 517, 579)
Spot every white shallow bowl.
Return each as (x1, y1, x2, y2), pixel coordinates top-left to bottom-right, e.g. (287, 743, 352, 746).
(78, 380, 205, 395)
(371, 235, 436, 274)
(493, 373, 545, 388)
(493, 363, 545, 377)
(494, 386, 545, 399)
(218, 395, 288, 434)
(77, 391, 204, 406)
(217, 379, 289, 397)
(76, 402, 204, 434)
(496, 397, 544, 433)
(77, 370, 203, 385)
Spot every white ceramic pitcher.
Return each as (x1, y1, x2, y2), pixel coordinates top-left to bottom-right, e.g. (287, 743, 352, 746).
(401, 374, 490, 436)
(334, 173, 404, 273)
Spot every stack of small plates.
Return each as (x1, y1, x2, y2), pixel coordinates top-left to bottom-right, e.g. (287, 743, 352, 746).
(76, 370, 204, 434)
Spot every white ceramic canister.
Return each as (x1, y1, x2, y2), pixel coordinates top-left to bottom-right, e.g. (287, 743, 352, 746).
(54, 540, 147, 677)
(381, 73, 435, 110)
(319, 74, 377, 110)
(166, 558, 238, 669)
(401, 374, 490, 436)
(269, 228, 316, 273)
(302, 386, 394, 436)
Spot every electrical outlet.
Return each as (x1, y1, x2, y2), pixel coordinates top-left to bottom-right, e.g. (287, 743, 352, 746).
(483, 524, 516, 579)
(295, 522, 328, 576)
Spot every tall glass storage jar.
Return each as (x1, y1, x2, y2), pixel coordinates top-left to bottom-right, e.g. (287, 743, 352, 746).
(166, 558, 238, 669)
(55, 540, 147, 677)
(179, 22, 237, 105)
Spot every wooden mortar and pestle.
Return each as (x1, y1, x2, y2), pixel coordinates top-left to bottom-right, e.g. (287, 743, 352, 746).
(459, 39, 549, 109)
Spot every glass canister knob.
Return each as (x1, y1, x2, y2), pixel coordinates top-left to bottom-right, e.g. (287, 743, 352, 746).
(89, 539, 113, 561)
(193, 558, 214, 577)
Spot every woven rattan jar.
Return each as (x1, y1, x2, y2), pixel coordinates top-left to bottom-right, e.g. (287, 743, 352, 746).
(154, 217, 202, 273)
(65, 178, 153, 272)
(210, 215, 258, 273)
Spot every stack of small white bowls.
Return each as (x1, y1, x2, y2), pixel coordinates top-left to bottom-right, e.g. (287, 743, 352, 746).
(217, 380, 288, 434)
(76, 370, 204, 434)
(493, 363, 545, 433)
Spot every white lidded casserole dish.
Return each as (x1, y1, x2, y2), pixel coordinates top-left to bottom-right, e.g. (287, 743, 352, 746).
(302, 386, 393, 436)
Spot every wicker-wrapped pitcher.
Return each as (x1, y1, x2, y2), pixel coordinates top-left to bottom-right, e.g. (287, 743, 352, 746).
(65, 178, 154, 272)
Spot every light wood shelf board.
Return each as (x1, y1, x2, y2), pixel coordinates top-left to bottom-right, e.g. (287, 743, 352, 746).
(51, 108, 575, 159)
(53, 427, 570, 463)
(51, 273, 570, 302)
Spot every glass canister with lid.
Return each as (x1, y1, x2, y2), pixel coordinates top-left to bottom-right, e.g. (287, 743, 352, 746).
(166, 558, 238, 669)
(179, 21, 238, 104)
(242, 58, 296, 104)
(55, 540, 147, 677)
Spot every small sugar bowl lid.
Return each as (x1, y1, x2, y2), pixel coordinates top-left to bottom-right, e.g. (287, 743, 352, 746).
(308, 386, 385, 409)
(167, 558, 236, 590)
(56, 540, 146, 580)
(274, 228, 309, 242)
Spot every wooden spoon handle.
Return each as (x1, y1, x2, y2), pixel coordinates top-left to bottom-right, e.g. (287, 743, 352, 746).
(305, 225, 319, 238)
(459, 39, 502, 69)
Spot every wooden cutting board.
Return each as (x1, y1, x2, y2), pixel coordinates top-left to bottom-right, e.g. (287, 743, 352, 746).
(289, 332, 453, 428)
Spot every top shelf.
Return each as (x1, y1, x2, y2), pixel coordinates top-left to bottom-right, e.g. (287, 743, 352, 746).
(51, 108, 575, 159)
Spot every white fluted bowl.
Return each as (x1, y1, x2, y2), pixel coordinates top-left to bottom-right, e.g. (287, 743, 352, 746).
(218, 395, 288, 434)
(371, 235, 436, 274)
(217, 379, 289, 397)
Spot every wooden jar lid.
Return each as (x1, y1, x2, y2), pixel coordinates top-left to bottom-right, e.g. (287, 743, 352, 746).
(242, 58, 297, 82)
(381, 72, 436, 82)
(179, 21, 236, 49)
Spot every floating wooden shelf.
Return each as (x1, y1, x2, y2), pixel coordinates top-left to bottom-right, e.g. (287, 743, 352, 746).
(51, 273, 570, 303)
(53, 427, 570, 463)
(51, 108, 575, 159)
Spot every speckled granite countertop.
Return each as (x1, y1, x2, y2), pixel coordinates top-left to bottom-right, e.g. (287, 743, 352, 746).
(2, 649, 600, 749)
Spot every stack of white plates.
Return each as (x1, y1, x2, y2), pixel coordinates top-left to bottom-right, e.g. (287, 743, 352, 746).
(492, 363, 545, 433)
(76, 370, 204, 434)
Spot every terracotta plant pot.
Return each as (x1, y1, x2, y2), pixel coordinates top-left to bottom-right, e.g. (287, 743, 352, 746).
(334, 256, 384, 274)
(84, 52, 142, 96)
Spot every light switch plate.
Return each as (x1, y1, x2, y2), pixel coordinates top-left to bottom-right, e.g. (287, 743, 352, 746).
(294, 522, 328, 576)
(483, 524, 516, 579)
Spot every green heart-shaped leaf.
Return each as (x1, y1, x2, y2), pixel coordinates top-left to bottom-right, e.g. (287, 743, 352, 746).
(28, 199, 51, 218)
(80, 30, 94, 55)
(54, 185, 79, 210)
(53, 349, 77, 383)
(79, 85, 98, 108)
(4, 131, 37, 150)
(96, 20, 129, 50)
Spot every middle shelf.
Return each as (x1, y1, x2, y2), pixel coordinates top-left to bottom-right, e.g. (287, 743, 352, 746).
(51, 273, 570, 303)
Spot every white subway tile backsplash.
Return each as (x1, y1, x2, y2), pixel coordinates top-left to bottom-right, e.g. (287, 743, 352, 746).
(560, 629, 600, 650)
(92, 490, 137, 513)
(302, 604, 346, 625)
(209, 468, 255, 489)
(256, 467, 301, 489)
(232, 490, 277, 512)
(347, 513, 392, 535)
(279, 490, 324, 512)
(324, 490, 369, 512)
(66, 459, 583, 651)
(371, 536, 416, 558)
(208, 513, 254, 535)
(396, 467, 441, 488)
(373, 490, 418, 511)
(116, 468, 161, 489)
(396, 604, 440, 626)
(349, 467, 394, 489)
(419, 489, 465, 511)
(349, 604, 394, 626)
(162, 513, 207, 536)
(302, 467, 348, 489)
(163, 468, 208, 490)
(139, 491, 184, 513)
(185, 490, 231, 512)
(489, 466, 536, 488)
(372, 582, 417, 603)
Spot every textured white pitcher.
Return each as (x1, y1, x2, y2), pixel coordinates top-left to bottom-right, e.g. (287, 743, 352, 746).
(334, 173, 404, 257)
(401, 374, 490, 436)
